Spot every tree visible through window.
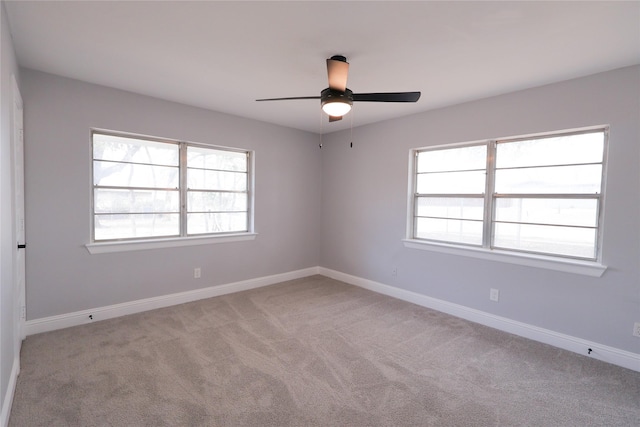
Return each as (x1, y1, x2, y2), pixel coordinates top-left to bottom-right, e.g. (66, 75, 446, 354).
(92, 131, 251, 241)
(411, 127, 607, 260)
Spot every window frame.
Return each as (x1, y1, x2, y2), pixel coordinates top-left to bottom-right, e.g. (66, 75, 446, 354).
(87, 129, 255, 253)
(405, 126, 609, 276)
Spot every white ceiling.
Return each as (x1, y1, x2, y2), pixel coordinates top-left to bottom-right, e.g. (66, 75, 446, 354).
(5, 1, 640, 134)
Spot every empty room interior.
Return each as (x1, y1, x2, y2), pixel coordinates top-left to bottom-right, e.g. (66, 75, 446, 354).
(1, 1, 639, 425)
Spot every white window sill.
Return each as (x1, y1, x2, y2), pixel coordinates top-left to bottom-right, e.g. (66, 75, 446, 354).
(402, 239, 606, 277)
(86, 233, 257, 254)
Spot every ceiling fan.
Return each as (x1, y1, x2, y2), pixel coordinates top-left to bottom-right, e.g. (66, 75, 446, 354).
(256, 55, 421, 122)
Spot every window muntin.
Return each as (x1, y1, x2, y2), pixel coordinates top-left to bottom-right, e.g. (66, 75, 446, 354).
(411, 128, 607, 261)
(92, 131, 251, 242)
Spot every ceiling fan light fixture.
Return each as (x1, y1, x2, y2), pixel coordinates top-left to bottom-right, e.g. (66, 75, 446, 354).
(321, 88, 353, 117)
(322, 100, 352, 117)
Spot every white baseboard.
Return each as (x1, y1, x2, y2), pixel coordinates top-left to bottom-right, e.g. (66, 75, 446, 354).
(319, 267, 640, 373)
(1, 356, 19, 427)
(25, 267, 320, 336)
(23, 265, 639, 373)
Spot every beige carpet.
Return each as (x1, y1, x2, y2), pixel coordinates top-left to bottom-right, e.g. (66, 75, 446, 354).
(9, 275, 640, 426)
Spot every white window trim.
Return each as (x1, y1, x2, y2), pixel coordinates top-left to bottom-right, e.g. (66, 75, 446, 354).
(86, 232, 257, 254)
(405, 125, 609, 276)
(402, 238, 606, 277)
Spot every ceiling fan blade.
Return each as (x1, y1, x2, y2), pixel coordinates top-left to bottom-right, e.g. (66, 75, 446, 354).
(329, 115, 343, 122)
(327, 55, 349, 92)
(352, 92, 421, 102)
(256, 96, 320, 101)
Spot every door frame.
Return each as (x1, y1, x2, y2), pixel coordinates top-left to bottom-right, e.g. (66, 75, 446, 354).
(12, 74, 25, 346)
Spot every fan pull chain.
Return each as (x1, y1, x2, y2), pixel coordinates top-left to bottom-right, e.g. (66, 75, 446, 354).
(319, 108, 323, 148)
(349, 108, 354, 148)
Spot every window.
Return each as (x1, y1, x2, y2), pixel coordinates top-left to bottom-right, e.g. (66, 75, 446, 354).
(92, 131, 252, 242)
(409, 127, 607, 261)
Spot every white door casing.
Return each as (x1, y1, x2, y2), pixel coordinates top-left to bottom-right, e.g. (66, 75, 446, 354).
(12, 75, 25, 345)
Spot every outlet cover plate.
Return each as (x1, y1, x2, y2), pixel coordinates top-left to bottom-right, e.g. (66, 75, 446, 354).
(633, 322, 640, 338)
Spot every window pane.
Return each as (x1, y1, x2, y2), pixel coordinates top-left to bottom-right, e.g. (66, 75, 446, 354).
(95, 189, 179, 214)
(495, 198, 598, 227)
(494, 223, 596, 259)
(94, 161, 179, 188)
(415, 217, 483, 245)
(187, 147, 247, 172)
(417, 145, 487, 173)
(417, 171, 486, 194)
(188, 212, 247, 234)
(187, 169, 247, 191)
(93, 134, 179, 166)
(416, 197, 484, 220)
(188, 191, 247, 212)
(495, 164, 602, 194)
(94, 213, 179, 240)
(496, 132, 604, 168)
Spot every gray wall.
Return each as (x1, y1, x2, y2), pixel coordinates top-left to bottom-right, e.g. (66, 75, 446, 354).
(320, 66, 640, 354)
(1, 0, 20, 418)
(18, 63, 640, 357)
(21, 69, 322, 320)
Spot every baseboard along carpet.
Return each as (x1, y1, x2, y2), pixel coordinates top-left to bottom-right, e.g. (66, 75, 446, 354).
(9, 275, 640, 426)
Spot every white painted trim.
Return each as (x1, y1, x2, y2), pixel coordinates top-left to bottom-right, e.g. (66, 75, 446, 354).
(85, 232, 258, 254)
(402, 239, 607, 277)
(25, 266, 320, 335)
(24, 265, 638, 372)
(318, 267, 639, 372)
(0, 356, 19, 427)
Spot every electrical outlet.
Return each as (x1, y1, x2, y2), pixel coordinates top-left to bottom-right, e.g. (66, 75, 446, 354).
(633, 322, 640, 338)
(392, 267, 398, 277)
(489, 288, 500, 302)
(194, 267, 201, 279)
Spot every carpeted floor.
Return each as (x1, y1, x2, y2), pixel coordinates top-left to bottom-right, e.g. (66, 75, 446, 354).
(9, 275, 640, 426)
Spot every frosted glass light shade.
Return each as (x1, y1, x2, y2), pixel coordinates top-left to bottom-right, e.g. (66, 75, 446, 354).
(322, 101, 352, 117)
